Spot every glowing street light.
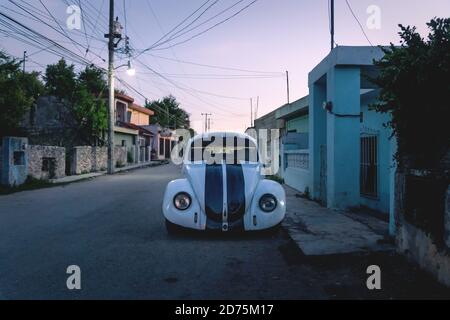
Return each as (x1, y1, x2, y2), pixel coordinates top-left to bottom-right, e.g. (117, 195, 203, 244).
(126, 60, 136, 76)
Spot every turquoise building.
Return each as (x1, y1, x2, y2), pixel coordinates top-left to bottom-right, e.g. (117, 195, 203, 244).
(276, 96, 310, 194)
(258, 46, 397, 235)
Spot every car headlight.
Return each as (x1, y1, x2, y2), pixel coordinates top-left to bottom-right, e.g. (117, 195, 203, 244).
(173, 192, 191, 211)
(259, 194, 277, 212)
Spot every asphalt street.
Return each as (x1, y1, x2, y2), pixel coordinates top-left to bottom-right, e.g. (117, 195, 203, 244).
(0, 164, 449, 299)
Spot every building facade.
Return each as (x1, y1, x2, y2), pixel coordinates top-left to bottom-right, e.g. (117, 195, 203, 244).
(114, 93, 154, 163)
(276, 96, 310, 193)
(254, 46, 397, 235)
(308, 46, 396, 235)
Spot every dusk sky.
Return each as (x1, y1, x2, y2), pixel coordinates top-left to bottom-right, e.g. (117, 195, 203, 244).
(1, 0, 449, 133)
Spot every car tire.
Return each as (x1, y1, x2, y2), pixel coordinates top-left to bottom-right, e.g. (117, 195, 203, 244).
(165, 219, 181, 234)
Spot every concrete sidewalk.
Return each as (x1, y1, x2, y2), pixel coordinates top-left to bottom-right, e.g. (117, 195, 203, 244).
(49, 161, 167, 184)
(282, 186, 393, 256)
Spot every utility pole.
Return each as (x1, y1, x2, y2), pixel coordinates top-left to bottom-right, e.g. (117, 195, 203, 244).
(201, 113, 211, 133)
(250, 98, 253, 127)
(286, 71, 290, 104)
(207, 117, 211, 132)
(330, 0, 335, 51)
(22, 50, 26, 75)
(256, 96, 259, 120)
(106, 0, 116, 174)
(104, 2, 124, 174)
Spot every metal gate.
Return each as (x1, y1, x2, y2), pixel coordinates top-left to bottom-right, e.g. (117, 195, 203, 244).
(360, 135, 378, 197)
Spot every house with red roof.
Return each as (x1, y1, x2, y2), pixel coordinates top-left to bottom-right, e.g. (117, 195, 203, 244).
(114, 92, 155, 163)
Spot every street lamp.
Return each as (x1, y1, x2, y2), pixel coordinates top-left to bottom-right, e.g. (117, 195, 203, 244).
(126, 60, 136, 76)
(114, 60, 136, 76)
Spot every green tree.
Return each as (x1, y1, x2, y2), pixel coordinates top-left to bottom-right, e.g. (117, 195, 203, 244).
(146, 95, 190, 129)
(371, 18, 450, 169)
(0, 51, 44, 137)
(43, 61, 108, 145)
(74, 65, 108, 145)
(72, 85, 108, 145)
(44, 58, 76, 101)
(79, 65, 106, 96)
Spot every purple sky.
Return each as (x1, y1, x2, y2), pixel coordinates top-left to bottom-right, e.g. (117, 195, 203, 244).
(1, 0, 449, 133)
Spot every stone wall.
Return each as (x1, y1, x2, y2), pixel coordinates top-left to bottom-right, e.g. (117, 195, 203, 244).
(395, 171, 450, 287)
(72, 146, 106, 175)
(115, 146, 127, 167)
(397, 219, 450, 287)
(71, 146, 127, 175)
(27, 145, 66, 180)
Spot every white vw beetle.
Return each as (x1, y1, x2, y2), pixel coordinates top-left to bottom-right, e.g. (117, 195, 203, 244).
(162, 132, 286, 233)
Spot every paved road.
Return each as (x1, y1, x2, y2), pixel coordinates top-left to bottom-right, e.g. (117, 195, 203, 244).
(0, 164, 449, 299)
(0, 164, 321, 299)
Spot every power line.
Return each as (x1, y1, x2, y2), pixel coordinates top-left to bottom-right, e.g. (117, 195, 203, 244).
(0, 12, 95, 65)
(135, 0, 212, 58)
(0, 7, 190, 128)
(128, 73, 251, 118)
(144, 0, 220, 51)
(122, 0, 127, 36)
(61, 0, 107, 39)
(147, 53, 283, 75)
(1, 2, 248, 126)
(163, 0, 220, 42)
(76, 0, 90, 53)
(7, 0, 106, 62)
(37, 0, 85, 57)
(143, 0, 241, 118)
(134, 58, 249, 101)
(150, 0, 246, 50)
(129, 72, 247, 119)
(344, 0, 373, 47)
(150, 0, 260, 51)
(117, 69, 283, 79)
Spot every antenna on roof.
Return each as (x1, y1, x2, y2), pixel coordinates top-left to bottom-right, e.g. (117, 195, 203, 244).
(330, 0, 335, 51)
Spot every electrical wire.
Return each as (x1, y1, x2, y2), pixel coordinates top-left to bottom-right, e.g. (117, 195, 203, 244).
(133, 59, 251, 117)
(150, 0, 246, 50)
(344, 0, 373, 47)
(150, 0, 259, 51)
(135, 58, 248, 101)
(135, 0, 212, 58)
(37, 0, 87, 56)
(146, 53, 283, 75)
(1, 2, 248, 125)
(76, 0, 90, 53)
(8, 0, 106, 62)
(154, 0, 220, 46)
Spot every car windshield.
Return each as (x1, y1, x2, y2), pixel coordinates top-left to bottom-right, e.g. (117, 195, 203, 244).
(187, 136, 258, 164)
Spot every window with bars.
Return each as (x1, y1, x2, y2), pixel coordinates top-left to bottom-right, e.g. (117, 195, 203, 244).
(360, 135, 378, 197)
(286, 153, 309, 170)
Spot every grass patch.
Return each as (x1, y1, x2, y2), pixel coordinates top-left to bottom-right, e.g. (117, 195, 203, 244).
(0, 176, 55, 195)
(116, 161, 126, 168)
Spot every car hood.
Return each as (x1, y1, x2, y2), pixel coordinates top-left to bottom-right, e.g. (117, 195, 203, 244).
(183, 163, 261, 216)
